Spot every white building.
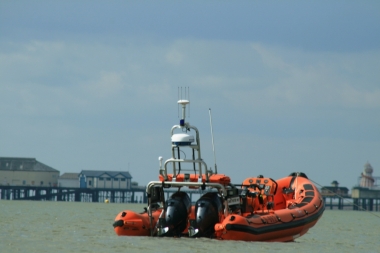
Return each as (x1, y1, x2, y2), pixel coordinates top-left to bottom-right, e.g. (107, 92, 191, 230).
(58, 173, 80, 188)
(78, 170, 132, 189)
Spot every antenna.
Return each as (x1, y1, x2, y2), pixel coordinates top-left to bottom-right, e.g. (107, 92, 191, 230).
(178, 87, 190, 119)
(178, 87, 180, 118)
(209, 108, 217, 174)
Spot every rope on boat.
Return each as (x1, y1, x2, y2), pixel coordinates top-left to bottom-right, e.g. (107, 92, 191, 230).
(310, 179, 380, 219)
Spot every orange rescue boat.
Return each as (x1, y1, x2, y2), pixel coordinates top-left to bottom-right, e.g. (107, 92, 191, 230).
(113, 98, 324, 241)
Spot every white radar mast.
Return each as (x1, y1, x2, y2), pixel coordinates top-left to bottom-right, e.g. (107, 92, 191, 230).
(178, 99, 190, 127)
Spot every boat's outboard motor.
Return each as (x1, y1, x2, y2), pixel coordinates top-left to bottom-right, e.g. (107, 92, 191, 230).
(157, 191, 191, 237)
(189, 192, 223, 238)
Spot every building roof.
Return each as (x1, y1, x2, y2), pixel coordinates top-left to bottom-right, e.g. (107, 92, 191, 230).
(59, 173, 79, 180)
(79, 170, 132, 179)
(0, 157, 59, 172)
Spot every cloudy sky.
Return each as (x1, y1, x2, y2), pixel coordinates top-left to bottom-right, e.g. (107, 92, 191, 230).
(1, 1, 379, 190)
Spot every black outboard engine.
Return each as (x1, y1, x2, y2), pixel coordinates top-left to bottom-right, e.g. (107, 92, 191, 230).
(157, 191, 191, 237)
(189, 192, 223, 238)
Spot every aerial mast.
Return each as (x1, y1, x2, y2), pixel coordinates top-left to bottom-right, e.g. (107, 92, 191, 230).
(209, 108, 217, 174)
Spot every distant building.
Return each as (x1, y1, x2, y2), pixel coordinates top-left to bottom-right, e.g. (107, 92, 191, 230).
(360, 162, 375, 188)
(58, 173, 80, 188)
(321, 180, 349, 197)
(0, 157, 60, 187)
(78, 170, 132, 189)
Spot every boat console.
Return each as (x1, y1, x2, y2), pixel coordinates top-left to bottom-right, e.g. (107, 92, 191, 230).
(240, 176, 278, 213)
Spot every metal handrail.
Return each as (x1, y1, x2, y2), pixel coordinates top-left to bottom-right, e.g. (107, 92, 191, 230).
(161, 158, 210, 181)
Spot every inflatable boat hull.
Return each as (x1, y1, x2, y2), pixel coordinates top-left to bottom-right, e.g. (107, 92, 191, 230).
(214, 174, 325, 242)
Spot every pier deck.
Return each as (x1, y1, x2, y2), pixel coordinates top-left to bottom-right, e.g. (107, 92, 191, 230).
(1, 185, 379, 211)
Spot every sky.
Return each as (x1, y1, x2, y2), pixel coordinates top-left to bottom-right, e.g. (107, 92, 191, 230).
(1, 1, 379, 191)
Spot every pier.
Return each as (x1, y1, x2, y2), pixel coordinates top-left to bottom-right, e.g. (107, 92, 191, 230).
(0, 185, 146, 203)
(321, 194, 352, 210)
(0, 185, 206, 204)
(351, 187, 380, 211)
(1, 184, 380, 211)
(320, 187, 380, 211)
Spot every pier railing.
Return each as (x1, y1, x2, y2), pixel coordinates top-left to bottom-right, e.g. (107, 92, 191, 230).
(321, 186, 380, 212)
(1, 185, 379, 211)
(0, 185, 147, 203)
(0, 185, 209, 204)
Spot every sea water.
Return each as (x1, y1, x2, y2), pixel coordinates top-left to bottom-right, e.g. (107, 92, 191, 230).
(1, 200, 379, 253)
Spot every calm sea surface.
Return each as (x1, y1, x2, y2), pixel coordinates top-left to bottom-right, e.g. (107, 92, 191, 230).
(1, 200, 379, 253)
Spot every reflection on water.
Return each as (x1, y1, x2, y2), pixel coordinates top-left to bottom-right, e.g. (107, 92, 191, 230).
(1, 200, 379, 253)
